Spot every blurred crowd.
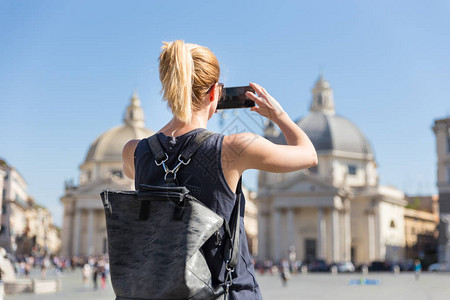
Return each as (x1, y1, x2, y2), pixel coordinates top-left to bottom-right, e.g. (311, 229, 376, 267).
(5, 253, 110, 289)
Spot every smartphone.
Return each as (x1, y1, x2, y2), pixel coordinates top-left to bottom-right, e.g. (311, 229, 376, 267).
(216, 86, 256, 110)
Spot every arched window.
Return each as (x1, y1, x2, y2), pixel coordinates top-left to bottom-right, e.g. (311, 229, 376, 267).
(317, 94, 323, 106)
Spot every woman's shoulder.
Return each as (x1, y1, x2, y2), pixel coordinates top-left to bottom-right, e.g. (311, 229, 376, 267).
(122, 139, 141, 157)
(221, 132, 265, 173)
(122, 139, 141, 180)
(222, 132, 263, 153)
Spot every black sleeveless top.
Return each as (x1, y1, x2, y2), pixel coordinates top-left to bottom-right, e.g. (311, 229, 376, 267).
(134, 128, 263, 300)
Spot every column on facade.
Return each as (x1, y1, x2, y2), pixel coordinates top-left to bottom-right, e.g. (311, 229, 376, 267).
(287, 208, 295, 248)
(60, 200, 73, 256)
(0, 170, 5, 220)
(257, 208, 267, 260)
(317, 207, 326, 259)
(87, 209, 94, 256)
(344, 209, 351, 261)
(332, 208, 340, 262)
(445, 216, 450, 270)
(73, 208, 82, 256)
(368, 212, 375, 262)
(274, 209, 281, 262)
(375, 207, 382, 260)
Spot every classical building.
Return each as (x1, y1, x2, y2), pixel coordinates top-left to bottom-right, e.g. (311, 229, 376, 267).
(60, 93, 153, 257)
(244, 190, 258, 257)
(0, 159, 60, 255)
(433, 117, 450, 268)
(404, 195, 439, 263)
(257, 76, 407, 265)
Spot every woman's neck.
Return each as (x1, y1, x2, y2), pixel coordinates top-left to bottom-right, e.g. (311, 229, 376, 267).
(159, 110, 209, 137)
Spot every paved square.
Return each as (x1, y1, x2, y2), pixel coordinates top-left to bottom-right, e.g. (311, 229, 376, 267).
(5, 269, 450, 299)
(257, 272, 450, 300)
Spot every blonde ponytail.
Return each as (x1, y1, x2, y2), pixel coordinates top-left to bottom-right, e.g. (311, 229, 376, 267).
(159, 40, 194, 123)
(159, 40, 220, 124)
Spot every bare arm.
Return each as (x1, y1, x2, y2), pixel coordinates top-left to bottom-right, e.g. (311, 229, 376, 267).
(122, 139, 140, 180)
(223, 83, 318, 175)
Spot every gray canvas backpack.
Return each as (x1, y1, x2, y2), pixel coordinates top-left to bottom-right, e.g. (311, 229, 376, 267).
(100, 131, 241, 300)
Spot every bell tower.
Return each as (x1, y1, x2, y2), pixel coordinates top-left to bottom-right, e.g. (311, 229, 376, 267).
(124, 91, 145, 128)
(310, 74, 335, 115)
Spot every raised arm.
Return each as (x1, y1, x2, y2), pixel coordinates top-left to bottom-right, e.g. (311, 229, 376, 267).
(223, 83, 318, 175)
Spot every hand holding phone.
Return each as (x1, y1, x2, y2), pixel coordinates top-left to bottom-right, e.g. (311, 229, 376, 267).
(245, 82, 286, 122)
(216, 86, 256, 110)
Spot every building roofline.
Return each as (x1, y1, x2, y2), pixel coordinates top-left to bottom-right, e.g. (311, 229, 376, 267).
(434, 117, 450, 124)
(0, 164, 28, 186)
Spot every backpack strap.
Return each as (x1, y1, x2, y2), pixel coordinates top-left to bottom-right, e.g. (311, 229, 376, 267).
(147, 130, 214, 182)
(223, 177, 242, 296)
(225, 177, 242, 268)
(179, 130, 214, 163)
(147, 135, 167, 165)
(147, 130, 214, 163)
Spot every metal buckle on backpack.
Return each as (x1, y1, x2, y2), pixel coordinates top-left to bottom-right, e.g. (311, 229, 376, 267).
(155, 153, 169, 166)
(177, 154, 191, 165)
(155, 153, 193, 183)
(214, 231, 222, 246)
(224, 264, 234, 295)
(164, 170, 177, 182)
(103, 190, 112, 215)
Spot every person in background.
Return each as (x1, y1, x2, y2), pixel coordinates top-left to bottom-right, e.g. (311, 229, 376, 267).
(280, 259, 290, 287)
(414, 259, 422, 280)
(92, 260, 98, 290)
(82, 263, 91, 288)
(40, 256, 50, 279)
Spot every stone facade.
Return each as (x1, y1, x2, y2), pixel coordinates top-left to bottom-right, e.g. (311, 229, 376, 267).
(404, 195, 439, 262)
(0, 160, 60, 255)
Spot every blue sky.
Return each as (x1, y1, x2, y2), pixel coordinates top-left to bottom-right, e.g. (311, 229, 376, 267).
(1, 0, 449, 226)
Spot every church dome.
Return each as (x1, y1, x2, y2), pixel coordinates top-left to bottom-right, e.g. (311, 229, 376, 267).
(265, 75, 374, 157)
(84, 93, 153, 164)
(85, 125, 152, 163)
(296, 112, 373, 156)
(302, 75, 373, 156)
